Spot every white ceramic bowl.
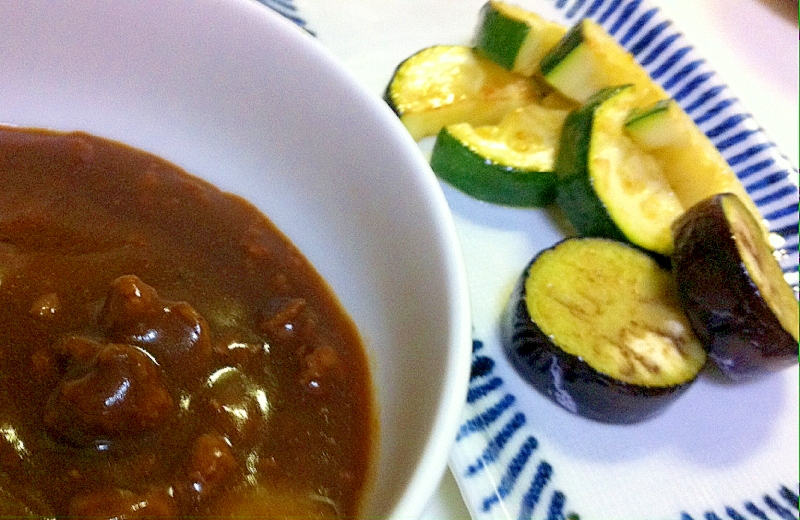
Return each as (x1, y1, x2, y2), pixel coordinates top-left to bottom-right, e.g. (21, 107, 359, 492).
(0, 1, 472, 518)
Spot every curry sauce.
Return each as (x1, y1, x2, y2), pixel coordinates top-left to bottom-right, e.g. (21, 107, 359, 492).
(0, 126, 374, 518)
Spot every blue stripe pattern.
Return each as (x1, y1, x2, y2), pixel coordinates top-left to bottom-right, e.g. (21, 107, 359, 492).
(584, 0, 606, 19)
(680, 486, 800, 520)
(518, 461, 553, 516)
(255, 0, 311, 32)
(727, 143, 775, 167)
(726, 508, 748, 520)
(546, 490, 567, 520)
(662, 58, 703, 90)
(696, 99, 744, 125)
(618, 8, 657, 46)
(465, 412, 527, 476)
(271, 0, 799, 518)
(651, 47, 693, 80)
(629, 18, 669, 55)
(607, 0, 641, 34)
(480, 436, 538, 510)
(684, 85, 726, 113)
(467, 376, 504, 403)
(452, 0, 799, 518)
(564, 0, 586, 19)
(456, 392, 516, 441)
(458, 341, 574, 519)
(668, 65, 710, 95)
(598, 0, 625, 25)
(640, 33, 681, 67)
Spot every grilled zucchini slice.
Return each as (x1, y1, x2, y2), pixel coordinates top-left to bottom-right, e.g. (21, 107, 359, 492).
(625, 99, 765, 233)
(429, 103, 569, 206)
(624, 99, 683, 148)
(473, 1, 567, 76)
(383, 45, 541, 140)
(555, 86, 765, 256)
(502, 237, 706, 423)
(539, 18, 665, 104)
(672, 193, 799, 379)
(554, 85, 683, 254)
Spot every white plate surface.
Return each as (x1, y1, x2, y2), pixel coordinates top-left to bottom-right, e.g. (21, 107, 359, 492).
(275, 0, 800, 518)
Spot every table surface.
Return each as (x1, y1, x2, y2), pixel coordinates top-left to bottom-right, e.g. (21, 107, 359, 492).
(300, 0, 799, 517)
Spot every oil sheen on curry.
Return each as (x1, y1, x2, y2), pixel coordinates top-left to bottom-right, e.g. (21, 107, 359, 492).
(0, 126, 375, 518)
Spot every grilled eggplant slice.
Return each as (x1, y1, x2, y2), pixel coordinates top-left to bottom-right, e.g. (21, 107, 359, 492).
(502, 238, 706, 423)
(672, 193, 799, 379)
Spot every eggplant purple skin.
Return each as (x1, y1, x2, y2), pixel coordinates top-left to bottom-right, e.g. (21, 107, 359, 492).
(671, 195, 799, 380)
(501, 254, 694, 425)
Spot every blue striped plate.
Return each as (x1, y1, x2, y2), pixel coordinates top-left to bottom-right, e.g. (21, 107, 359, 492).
(446, 2, 799, 519)
(263, 0, 798, 519)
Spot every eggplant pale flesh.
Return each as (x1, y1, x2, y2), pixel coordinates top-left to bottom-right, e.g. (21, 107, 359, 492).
(671, 193, 799, 379)
(502, 238, 706, 424)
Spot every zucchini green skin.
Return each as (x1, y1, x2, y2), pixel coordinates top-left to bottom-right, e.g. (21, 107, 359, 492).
(430, 127, 557, 207)
(474, 3, 529, 71)
(537, 20, 602, 102)
(553, 86, 628, 241)
(502, 238, 704, 424)
(672, 193, 799, 379)
(473, 1, 567, 76)
(382, 45, 541, 141)
(625, 99, 672, 128)
(539, 18, 666, 104)
(383, 60, 404, 117)
(539, 20, 583, 77)
(624, 99, 682, 149)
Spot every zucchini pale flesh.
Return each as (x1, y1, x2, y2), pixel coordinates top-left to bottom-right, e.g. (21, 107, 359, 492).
(554, 85, 684, 253)
(539, 18, 666, 104)
(383, 45, 541, 140)
(625, 99, 766, 238)
(430, 103, 569, 206)
(672, 193, 799, 379)
(502, 238, 706, 424)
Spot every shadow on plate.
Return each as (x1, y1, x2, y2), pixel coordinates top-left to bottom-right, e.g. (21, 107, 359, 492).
(501, 350, 793, 469)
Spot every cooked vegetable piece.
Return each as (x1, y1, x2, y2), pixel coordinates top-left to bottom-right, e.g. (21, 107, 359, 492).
(473, 1, 567, 75)
(539, 18, 665, 104)
(672, 193, 799, 379)
(430, 103, 569, 206)
(502, 237, 706, 424)
(624, 100, 682, 148)
(554, 85, 683, 253)
(555, 85, 765, 256)
(625, 99, 766, 237)
(383, 45, 541, 140)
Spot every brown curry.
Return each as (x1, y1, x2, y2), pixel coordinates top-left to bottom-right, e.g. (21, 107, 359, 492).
(0, 126, 374, 518)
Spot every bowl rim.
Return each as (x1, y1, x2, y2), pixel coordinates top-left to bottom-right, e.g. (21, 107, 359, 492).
(0, 1, 474, 518)
(245, 7, 473, 517)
